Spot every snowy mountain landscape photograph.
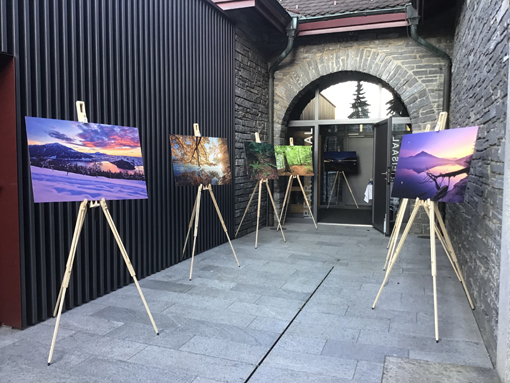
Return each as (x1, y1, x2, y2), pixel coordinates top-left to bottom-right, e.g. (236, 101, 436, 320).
(391, 126, 478, 203)
(25, 117, 148, 203)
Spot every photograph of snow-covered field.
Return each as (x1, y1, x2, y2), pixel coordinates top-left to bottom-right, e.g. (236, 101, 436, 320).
(25, 116, 148, 203)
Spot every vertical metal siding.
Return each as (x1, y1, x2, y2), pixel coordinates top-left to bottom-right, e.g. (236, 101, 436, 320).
(2, 0, 235, 327)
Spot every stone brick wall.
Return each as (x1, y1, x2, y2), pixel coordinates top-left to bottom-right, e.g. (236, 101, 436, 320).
(447, 0, 509, 364)
(234, 28, 270, 236)
(272, 29, 453, 230)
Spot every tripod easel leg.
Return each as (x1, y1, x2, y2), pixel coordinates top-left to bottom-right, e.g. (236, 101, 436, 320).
(427, 200, 439, 342)
(279, 176, 293, 228)
(182, 191, 200, 257)
(296, 176, 317, 229)
(100, 199, 159, 335)
(189, 185, 203, 280)
(335, 173, 340, 206)
(235, 182, 258, 238)
(48, 200, 88, 365)
(433, 204, 475, 309)
(327, 171, 339, 209)
(255, 180, 262, 248)
(422, 205, 461, 282)
(342, 171, 359, 209)
(373, 200, 422, 309)
(208, 186, 240, 267)
(264, 180, 286, 242)
(384, 198, 408, 270)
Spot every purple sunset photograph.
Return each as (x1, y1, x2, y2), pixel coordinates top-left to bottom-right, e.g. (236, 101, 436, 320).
(391, 126, 478, 203)
(25, 116, 148, 203)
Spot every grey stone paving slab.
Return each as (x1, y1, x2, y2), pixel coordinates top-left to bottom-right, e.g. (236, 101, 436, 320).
(92, 305, 181, 330)
(226, 301, 297, 321)
(230, 283, 310, 301)
(186, 285, 261, 303)
(272, 334, 327, 355)
(263, 348, 357, 379)
(0, 363, 99, 383)
(0, 338, 93, 374)
(56, 331, 147, 361)
(128, 345, 253, 382)
(174, 318, 279, 347)
(382, 357, 500, 383)
(106, 322, 193, 349)
(180, 335, 267, 364)
(140, 279, 194, 293)
(164, 303, 256, 327)
(286, 321, 360, 342)
(409, 349, 493, 369)
(354, 360, 385, 383)
(247, 316, 289, 333)
(321, 339, 409, 363)
(248, 365, 346, 383)
(254, 295, 304, 310)
(44, 311, 124, 335)
(69, 356, 195, 382)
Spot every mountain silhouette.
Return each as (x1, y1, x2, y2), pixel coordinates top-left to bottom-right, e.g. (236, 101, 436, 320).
(399, 151, 460, 174)
(28, 142, 93, 160)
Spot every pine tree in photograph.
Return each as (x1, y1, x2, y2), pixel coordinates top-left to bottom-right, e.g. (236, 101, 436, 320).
(386, 93, 409, 117)
(348, 81, 370, 119)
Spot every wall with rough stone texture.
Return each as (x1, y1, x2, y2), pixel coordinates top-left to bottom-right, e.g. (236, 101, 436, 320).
(272, 29, 453, 232)
(234, 28, 270, 236)
(447, 0, 509, 365)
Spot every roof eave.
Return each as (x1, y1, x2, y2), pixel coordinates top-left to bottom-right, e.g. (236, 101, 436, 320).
(297, 12, 409, 36)
(212, 0, 292, 34)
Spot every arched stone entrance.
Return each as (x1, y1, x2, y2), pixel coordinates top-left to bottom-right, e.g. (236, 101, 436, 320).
(273, 41, 447, 141)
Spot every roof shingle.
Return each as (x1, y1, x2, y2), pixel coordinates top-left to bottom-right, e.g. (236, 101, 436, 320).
(278, 0, 409, 18)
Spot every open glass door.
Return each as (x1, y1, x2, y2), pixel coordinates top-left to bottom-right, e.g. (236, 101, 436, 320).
(372, 118, 392, 235)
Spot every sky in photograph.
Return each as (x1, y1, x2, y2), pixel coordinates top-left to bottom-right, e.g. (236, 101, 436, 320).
(321, 81, 393, 119)
(26, 117, 143, 157)
(399, 126, 479, 159)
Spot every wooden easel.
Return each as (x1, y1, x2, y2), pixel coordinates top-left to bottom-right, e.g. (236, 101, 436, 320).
(235, 133, 286, 248)
(182, 123, 240, 280)
(373, 112, 474, 342)
(278, 138, 317, 230)
(48, 102, 158, 366)
(384, 112, 446, 270)
(326, 170, 359, 209)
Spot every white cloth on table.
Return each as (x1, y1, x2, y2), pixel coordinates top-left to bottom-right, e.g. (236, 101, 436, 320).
(364, 183, 373, 203)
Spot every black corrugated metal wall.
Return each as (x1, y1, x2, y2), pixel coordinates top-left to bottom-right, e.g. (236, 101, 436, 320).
(0, 0, 235, 327)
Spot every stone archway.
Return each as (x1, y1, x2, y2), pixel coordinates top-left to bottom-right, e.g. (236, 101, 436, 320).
(273, 43, 446, 141)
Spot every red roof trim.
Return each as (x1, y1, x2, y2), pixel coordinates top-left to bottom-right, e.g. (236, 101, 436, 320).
(298, 13, 407, 32)
(212, 0, 255, 11)
(299, 20, 409, 36)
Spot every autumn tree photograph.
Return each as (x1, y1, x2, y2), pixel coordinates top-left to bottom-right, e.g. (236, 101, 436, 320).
(170, 134, 232, 186)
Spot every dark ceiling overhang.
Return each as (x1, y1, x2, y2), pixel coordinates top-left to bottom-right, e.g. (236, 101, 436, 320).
(212, 0, 292, 34)
(297, 12, 409, 36)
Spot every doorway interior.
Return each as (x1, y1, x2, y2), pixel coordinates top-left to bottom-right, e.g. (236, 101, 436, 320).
(284, 78, 412, 233)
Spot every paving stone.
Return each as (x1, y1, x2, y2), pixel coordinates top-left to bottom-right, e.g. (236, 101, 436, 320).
(226, 301, 297, 321)
(272, 334, 327, 355)
(321, 339, 409, 363)
(180, 335, 267, 364)
(249, 365, 345, 383)
(174, 318, 279, 347)
(69, 356, 195, 382)
(106, 322, 193, 349)
(263, 349, 357, 379)
(140, 279, 194, 293)
(247, 316, 289, 333)
(163, 303, 256, 327)
(382, 357, 500, 383)
(91, 306, 181, 330)
(127, 345, 254, 382)
(56, 331, 147, 361)
(44, 312, 124, 336)
(354, 360, 384, 382)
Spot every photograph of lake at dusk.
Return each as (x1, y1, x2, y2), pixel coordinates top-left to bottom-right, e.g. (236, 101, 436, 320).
(170, 135, 232, 186)
(391, 126, 478, 203)
(25, 117, 148, 203)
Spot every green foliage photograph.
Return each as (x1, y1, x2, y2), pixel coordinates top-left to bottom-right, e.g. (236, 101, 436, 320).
(244, 142, 278, 180)
(274, 145, 314, 176)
